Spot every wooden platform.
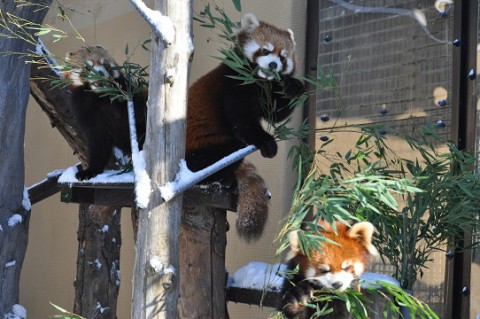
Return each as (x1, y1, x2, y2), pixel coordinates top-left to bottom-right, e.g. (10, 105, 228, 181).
(59, 182, 237, 210)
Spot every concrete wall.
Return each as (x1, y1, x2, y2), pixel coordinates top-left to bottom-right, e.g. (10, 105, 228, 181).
(22, 0, 306, 318)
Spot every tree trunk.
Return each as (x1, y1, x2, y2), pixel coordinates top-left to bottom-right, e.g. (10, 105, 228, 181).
(131, 1, 193, 318)
(0, 1, 52, 316)
(73, 204, 122, 319)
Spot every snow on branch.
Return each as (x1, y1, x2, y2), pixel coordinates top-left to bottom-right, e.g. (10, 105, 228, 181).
(160, 145, 257, 202)
(328, 0, 451, 45)
(127, 101, 151, 209)
(129, 0, 175, 45)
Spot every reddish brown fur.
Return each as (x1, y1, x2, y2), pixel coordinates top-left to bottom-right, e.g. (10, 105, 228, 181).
(186, 65, 231, 152)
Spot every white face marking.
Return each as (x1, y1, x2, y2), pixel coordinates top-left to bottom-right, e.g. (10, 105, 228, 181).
(341, 260, 352, 270)
(257, 55, 282, 79)
(313, 271, 355, 291)
(303, 260, 363, 291)
(305, 267, 316, 279)
(354, 262, 365, 275)
(284, 57, 294, 75)
(93, 65, 108, 76)
(243, 41, 261, 62)
(69, 71, 83, 86)
(109, 62, 121, 79)
(319, 264, 330, 272)
(264, 43, 274, 52)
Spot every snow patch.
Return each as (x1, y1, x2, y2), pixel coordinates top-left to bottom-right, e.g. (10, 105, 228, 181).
(359, 272, 400, 289)
(58, 165, 135, 184)
(130, 0, 175, 44)
(230, 262, 287, 291)
(127, 101, 152, 208)
(132, 151, 151, 209)
(22, 187, 31, 212)
(3, 304, 27, 319)
(149, 256, 176, 275)
(5, 260, 16, 268)
(96, 302, 109, 314)
(229, 263, 400, 292)
(8, 214, 23, 228)
(46, 169, 65, 179)
(160, 145, 256, 202)
(113, 147, 129, 166)
(89, 259, 102, 270)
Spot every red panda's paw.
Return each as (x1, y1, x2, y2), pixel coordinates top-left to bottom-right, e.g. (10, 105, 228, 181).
(283, 77, 305, 98)
(257, 134, 277, 158)
(75, 169, 100, 181)
(280, 282, 315, 319)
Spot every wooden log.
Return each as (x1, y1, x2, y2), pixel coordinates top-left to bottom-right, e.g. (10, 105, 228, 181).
(178, 206, 228, 319)
(73, 204, 122, 319)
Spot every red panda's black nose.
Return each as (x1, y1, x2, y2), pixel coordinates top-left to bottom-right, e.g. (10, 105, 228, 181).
(268, 62, 277, 70)
(331, 282, 343, 289)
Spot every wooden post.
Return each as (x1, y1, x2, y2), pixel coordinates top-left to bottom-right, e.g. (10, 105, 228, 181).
(131, 1, 193, 318)
(178, 207, 228, 318)
(73, 204, 122, 319)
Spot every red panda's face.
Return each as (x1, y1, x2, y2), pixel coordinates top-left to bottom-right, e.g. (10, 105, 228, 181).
(289, 222, 378, 291)
(64, 46, 121, 89)
(237, 14, 296, 80)
(299, 245, 368, 291)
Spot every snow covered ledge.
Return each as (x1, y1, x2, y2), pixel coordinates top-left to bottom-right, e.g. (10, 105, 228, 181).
(57, 165, 238, 210)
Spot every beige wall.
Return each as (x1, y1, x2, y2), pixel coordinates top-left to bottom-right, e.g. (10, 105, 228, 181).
(22, 1, 306, 318)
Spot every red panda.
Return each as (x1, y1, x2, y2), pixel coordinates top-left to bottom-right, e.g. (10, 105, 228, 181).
(278, 221, 378, 319)
(63, 13, 303, 241)
(63, 45, 147, 181)
(185, 13, 304, 240)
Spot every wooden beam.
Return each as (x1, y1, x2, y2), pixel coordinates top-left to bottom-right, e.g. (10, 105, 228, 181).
(59, 182, 237, 211)
(28, 173, 62, 205)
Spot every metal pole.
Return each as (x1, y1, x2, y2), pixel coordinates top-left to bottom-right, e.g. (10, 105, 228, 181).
(444, 1, 478, 318)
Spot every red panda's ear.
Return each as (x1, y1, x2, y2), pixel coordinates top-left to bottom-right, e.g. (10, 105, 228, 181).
(287, 29, 296, 46)
(348, 222, 378, 255)
(286, 230, 300, 260)
(241, 13, 260, 33)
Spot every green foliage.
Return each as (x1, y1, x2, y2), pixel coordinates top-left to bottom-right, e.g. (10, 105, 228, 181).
(280, 122, 480, 292)
(0, 1, 83, 53)
(275, 282, 438, 319)
(49, 44, 149, 105)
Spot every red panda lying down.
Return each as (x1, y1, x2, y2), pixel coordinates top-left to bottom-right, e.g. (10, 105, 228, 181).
(63, 13, 304, 242)
(279, 221, 378, 319)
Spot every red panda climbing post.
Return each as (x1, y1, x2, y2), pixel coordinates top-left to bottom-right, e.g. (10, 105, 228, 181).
(130, 1, 193, 319)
